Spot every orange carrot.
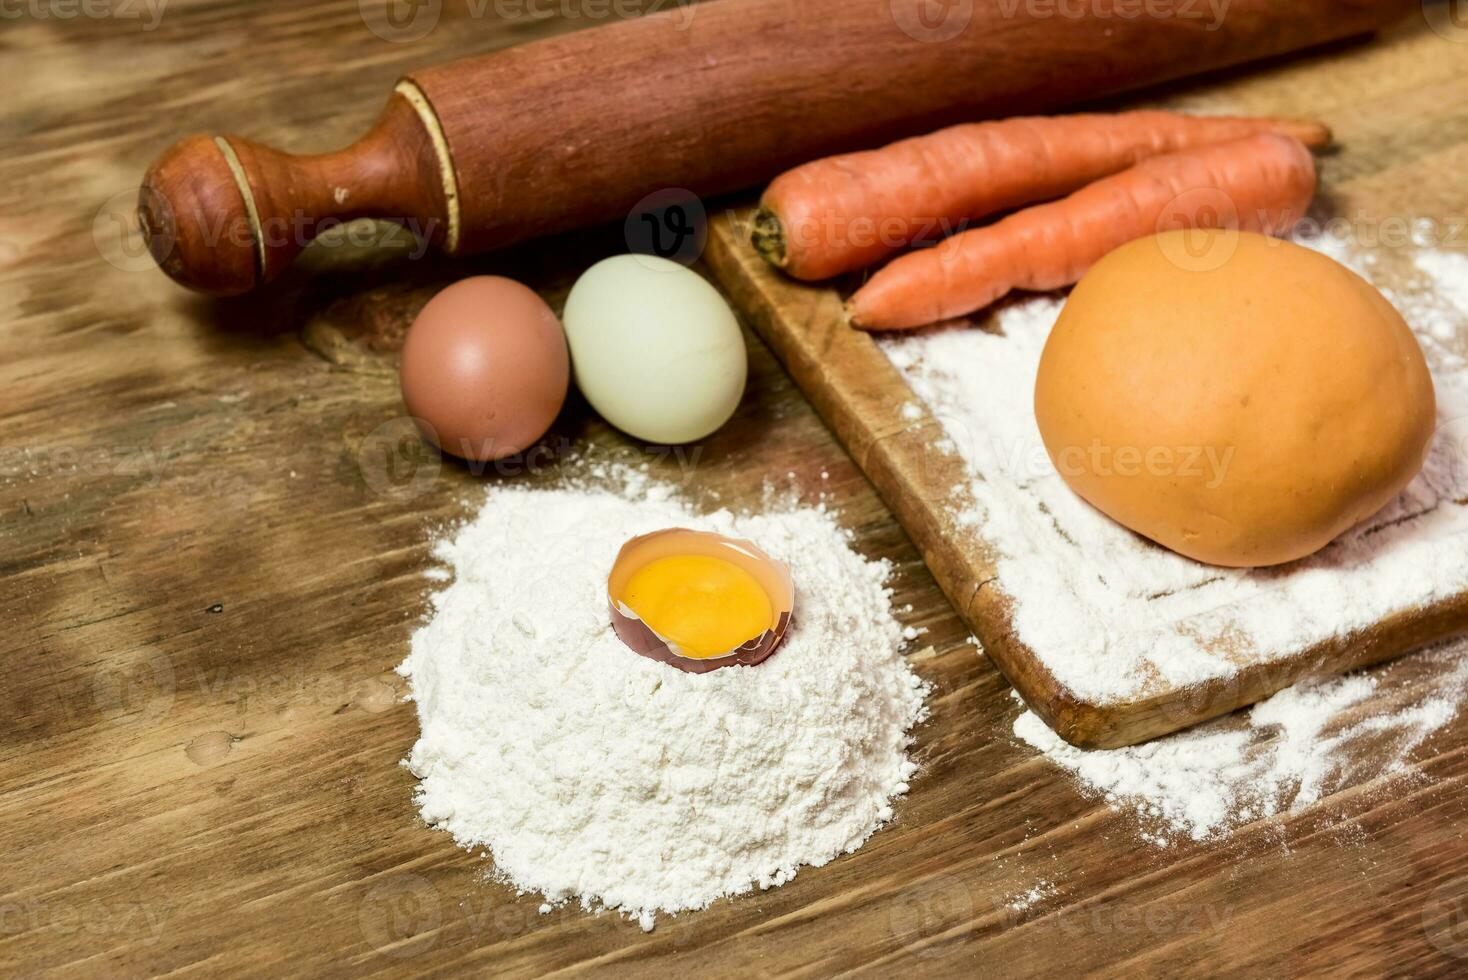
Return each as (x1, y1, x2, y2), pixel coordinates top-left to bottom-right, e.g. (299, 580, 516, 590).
(754, 111, 1330, 282)
(846, 132, 1316, 331)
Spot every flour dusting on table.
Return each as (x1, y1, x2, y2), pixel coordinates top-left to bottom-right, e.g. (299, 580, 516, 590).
(882, 235, 1468, 705)
(398, 467, 928, 928)
(1013, 634, 1468, 842)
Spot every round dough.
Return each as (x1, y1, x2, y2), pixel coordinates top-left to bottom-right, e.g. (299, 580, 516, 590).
(1034, 230, 1436, 568)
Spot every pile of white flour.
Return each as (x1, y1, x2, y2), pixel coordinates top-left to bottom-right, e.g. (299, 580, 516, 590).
(882, 237, 1468, 705)
(398, 468, 928, 929)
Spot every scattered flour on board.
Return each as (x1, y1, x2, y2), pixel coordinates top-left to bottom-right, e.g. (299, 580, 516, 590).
(1012, 634, 1468, 843)
(398, 466, 929, 929)
(1005, 879, 1056, 913)
(881, 233, 1468, 706)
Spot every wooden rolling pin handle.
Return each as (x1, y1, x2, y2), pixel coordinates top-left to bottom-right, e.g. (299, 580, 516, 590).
(138, 86, 450, 296)
(140, 0, 1416, 297)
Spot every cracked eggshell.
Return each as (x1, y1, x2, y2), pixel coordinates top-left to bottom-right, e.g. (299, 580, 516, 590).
(562, 255, 747, 444)
(608, 528, 795, 675)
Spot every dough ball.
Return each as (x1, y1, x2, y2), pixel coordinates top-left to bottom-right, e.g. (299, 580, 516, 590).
(1034, 230, 1436, 568)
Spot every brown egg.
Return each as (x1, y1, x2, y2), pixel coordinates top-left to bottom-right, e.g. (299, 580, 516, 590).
(400, 276, 570, 462)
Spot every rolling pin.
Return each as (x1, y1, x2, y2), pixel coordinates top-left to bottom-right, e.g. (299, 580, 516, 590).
(139, 0, 1414, 295)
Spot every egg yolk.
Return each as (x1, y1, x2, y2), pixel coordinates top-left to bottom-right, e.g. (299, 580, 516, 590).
(622, 554, 775, 659)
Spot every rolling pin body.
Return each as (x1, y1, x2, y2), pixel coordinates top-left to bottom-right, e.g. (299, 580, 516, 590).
(141, 0, 1415, 294)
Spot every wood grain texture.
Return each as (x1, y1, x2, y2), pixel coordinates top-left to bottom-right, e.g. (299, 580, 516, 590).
(4, 2, 1468, 976)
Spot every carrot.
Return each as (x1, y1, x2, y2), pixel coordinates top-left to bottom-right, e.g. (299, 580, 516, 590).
(846, 132, 1316, 331)
(754, 111, 1330, 282)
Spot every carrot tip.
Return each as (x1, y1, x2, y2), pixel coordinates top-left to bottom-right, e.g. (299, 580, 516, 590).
(1297, 120, 1333, 148)
(750, 208, 788, 269)
(843, 302, 874, 332)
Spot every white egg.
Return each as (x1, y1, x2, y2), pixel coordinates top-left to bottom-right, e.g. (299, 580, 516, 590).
(562, 255, 747, 444)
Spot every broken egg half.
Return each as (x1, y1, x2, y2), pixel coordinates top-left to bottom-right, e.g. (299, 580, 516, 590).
(608, 528, 795, 673)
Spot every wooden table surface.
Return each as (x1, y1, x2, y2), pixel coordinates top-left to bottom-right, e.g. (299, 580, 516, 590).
(5, 2, 1468, 976)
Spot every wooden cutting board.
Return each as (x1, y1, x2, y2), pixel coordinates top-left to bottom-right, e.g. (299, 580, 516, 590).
(703, 107, 1468, 749)
(704, 216, 1468, 748)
